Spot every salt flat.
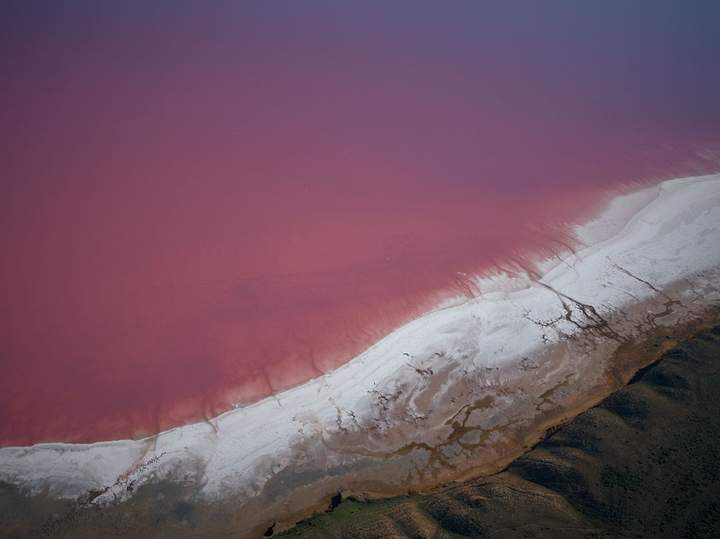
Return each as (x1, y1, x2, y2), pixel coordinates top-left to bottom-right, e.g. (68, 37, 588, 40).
(2, 174, 719, 538)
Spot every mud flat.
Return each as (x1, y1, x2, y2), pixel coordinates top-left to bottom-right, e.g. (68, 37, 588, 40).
(1, 174, 720, 538)
(278, 324, 720, 538)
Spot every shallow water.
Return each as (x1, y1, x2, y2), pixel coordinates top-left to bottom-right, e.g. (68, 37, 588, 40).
(1, 2, 719, 445)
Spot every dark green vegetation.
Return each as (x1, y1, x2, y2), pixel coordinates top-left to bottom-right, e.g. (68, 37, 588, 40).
(2, 327, 720, 539)
(279, 327, 720, 538)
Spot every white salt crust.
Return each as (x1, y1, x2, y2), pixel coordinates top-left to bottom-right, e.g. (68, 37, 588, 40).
(1, 174, 719, 504)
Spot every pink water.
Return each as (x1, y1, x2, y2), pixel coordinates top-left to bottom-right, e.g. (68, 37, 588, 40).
(1, 2, 719, 445)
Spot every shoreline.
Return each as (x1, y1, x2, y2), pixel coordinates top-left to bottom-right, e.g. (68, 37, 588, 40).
(0, 177, 702, 450)
(1, 173, 719, 538)
(0, 177, 654, 449)
(249, 290, 720, 537)
(4, 307, 719, 539)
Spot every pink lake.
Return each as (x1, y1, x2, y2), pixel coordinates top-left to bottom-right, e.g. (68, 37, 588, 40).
(1, 2, 719, 445)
